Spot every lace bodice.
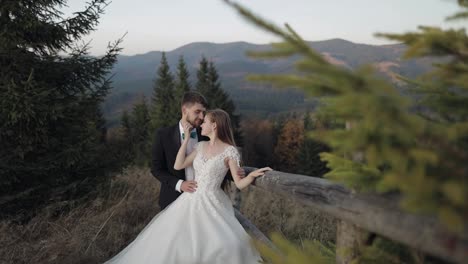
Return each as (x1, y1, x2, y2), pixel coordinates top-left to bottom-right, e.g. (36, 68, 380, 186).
(192, 141, 240, 192)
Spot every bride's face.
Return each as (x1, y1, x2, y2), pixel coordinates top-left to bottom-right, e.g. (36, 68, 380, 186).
(200, 115, 216, 137)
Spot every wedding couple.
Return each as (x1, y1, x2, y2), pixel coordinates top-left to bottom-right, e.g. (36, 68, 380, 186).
(105, 91, 272, 263)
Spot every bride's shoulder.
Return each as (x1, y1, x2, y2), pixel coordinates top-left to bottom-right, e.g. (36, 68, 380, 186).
(222, 143, 235, 150)
(223, 144, 240, 167)
(223, 144, 239, 156)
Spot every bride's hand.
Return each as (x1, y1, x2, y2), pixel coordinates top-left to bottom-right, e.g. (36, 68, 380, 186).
(182, 121, 193, 141)
(248, 167, 272, 178)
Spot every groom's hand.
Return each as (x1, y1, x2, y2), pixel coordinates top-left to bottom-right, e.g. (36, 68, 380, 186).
(181, 180, 197, 193)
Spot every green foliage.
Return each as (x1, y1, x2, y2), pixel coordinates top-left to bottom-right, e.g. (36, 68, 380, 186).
(174, 55, 191, 116)
(303, 111, 313, 130)
(255, 233, 335, 264)
(351, 236, 431, 264)
(196, 57, 243, 145)
(117, 54, 245, 170)
(297, 137, 330, 177)
(130, 97, 151, 166)
(225, 0, 468, 230)
(121, 109, 131, 139)
(195, 56, 211, 96)
(241, 118, 276, 168)
(0, 0, 122, 193)
(295, 112, 331, 177)
(117, 97, 152, 166)
(150, 52, 178, 131)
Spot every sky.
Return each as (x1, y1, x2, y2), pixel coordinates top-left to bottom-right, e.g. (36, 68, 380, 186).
(64, 0, 463, 56)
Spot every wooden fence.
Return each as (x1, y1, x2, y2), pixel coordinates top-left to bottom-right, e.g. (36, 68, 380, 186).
(233, 167, 468, 264)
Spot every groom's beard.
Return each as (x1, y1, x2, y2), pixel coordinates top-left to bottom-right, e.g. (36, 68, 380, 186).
(189, 118, 203, 128)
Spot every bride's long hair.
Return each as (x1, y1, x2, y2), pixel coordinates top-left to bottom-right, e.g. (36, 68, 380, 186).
(205, 109, 239, 191)
(206, 109, 236, 147)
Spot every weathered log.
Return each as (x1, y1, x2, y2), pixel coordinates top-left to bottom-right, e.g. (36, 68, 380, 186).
(336, 220, 367, 264)
(246, 167, 468, 264)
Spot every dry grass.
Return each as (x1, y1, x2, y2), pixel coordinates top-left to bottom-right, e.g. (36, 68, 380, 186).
(0, 167, 160, 264)
(236, 185, 336, 246)
(0, 167, 336, 264)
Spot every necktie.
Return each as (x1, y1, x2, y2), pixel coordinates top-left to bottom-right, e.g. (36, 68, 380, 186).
(182, 130, 197, 140)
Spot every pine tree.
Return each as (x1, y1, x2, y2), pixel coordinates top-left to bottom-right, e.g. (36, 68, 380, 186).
(225, 0, 468, 230)
(0, 0, 122, 193)
(195, 56, 210, 96)
(242, 118, 275, 167)
(195, 58, 243, 145)
(296, 112, 331, 177)
(297, 137, 330, 178)
(150, 52, 177, 131)
(208, 61, 243, 145)
(96, 107, 107, 143)
(131, 96, 151, 166)
(174, 56, 191, 112)
(303, 111, 313, 130)
(121, 109, 131, 140)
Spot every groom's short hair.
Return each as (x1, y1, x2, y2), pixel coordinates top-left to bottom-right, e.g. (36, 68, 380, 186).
(181, 91, 208, 108)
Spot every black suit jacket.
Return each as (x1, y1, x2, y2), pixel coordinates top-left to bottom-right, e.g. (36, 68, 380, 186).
(151, 124, 208, 210)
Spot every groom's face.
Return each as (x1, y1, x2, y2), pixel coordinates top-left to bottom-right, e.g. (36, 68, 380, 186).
(183, 102, 206, 128)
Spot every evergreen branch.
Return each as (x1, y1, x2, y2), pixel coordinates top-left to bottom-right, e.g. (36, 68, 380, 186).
(57, 0, 110, 49)
(446, 11, 468, 21)
(446, 0, 468, 21)
(223, 0, 468, 229)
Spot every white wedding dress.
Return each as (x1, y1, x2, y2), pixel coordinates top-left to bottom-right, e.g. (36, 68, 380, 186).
(105, 142, 262, 264)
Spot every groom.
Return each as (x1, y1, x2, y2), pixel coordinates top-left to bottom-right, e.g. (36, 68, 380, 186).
(151, 91, 207, 210)
(151, 91, 244, 210)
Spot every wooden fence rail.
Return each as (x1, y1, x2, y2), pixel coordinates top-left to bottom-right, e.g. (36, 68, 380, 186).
(234, 167, 468, 264)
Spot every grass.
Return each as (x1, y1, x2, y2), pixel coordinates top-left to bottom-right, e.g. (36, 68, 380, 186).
(237, 184, 336, 246)
(0, 166, 336, 264)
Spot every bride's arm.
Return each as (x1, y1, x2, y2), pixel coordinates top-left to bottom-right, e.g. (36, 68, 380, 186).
(227, 159, 271, 190)
(173, 140, 197, 170)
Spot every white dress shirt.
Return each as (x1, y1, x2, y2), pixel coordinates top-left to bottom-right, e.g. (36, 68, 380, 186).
(175, 121, 198, 192)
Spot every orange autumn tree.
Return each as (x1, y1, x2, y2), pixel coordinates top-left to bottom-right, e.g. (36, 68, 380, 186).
(274, 119, 304, 172)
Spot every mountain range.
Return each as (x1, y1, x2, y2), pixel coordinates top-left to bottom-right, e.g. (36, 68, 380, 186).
(103, 38, 433, 126)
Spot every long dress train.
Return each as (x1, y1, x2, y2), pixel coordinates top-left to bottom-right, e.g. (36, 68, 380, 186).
(105, 142, 261, 264)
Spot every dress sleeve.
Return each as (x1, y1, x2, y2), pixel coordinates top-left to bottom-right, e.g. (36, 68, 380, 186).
(225, 146, 241, 167)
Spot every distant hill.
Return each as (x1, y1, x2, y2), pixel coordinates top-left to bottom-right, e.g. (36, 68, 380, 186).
(103, 39, 433, 127)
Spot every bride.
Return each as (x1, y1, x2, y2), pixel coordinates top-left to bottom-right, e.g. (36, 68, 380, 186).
(105, 109, 272, 264)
